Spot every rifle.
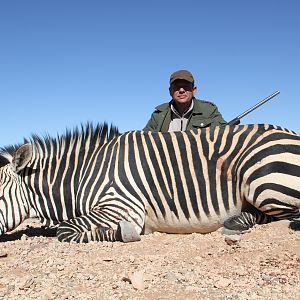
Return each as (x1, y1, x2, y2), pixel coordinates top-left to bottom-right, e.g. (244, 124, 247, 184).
(227, 91, 280, 126)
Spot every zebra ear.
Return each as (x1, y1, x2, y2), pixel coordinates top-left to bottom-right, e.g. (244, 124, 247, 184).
(12, 144, 33, 173)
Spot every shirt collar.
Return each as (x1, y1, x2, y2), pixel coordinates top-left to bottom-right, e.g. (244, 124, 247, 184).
(170, 99, 194, 118)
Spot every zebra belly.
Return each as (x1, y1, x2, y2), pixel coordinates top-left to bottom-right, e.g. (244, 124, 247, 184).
(143, 208, 241, 234)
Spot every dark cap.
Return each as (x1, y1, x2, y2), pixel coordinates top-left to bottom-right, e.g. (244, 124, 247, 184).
(169, 70, 194, 85)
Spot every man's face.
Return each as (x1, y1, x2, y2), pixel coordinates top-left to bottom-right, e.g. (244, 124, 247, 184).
(169, 79, 197, 106)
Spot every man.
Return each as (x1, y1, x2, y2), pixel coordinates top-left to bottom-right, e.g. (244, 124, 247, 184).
(144, 70, 226, 132)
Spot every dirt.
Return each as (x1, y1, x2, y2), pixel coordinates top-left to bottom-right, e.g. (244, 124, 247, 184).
(0, 218, 299, 300)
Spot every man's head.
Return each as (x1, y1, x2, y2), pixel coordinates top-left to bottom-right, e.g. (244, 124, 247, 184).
(169, 70, 197, 113)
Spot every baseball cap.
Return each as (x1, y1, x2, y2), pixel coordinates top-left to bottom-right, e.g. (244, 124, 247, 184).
(169, 70, 194, 85)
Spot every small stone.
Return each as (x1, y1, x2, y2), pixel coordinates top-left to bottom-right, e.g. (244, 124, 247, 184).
(121, 274, 131, 283)
(102, 257, 113, 262)
(194, 256, 202, 262)
(20, 234, 28, 241)
(130, 271, 145, 290)
(214, 278, 232, 288)
(224, 234, 241, 245)
(0, 252, 8, 258)
(57, 265, 64, 271)
(19, 277, 34, 290)
(279, 275, 288, 284)
(235, 267, 248, 276)
(261, 274, 272, 282)
(164, 272, 177, 282)
(152, 232, 163, 236)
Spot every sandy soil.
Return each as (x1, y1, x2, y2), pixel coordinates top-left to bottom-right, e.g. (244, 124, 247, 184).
(0, 218, 299, 300)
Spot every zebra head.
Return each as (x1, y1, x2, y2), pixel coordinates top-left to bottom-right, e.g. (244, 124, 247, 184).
(0, 144, 33, 235)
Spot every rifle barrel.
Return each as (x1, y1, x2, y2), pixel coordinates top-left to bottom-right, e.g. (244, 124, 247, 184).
(236, 91, 280, 120)
(227, 91, 280, 125)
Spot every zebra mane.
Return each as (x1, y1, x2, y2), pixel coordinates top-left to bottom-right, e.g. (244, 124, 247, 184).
(30, 122, 120, 156)
(0, 123, 120, 165)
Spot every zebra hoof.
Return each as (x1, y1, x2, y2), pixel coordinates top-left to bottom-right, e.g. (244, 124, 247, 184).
(222, 227, 242, 236)
(223, 215, 252, 234)
(289, 218, 300, 231)
(117, 220, 141, 243)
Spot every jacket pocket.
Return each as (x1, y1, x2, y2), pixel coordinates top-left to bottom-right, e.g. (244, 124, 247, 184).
(190, 119, 212, 129)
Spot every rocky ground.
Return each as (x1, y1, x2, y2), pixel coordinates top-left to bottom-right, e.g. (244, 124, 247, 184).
(0, 219, 299, 300)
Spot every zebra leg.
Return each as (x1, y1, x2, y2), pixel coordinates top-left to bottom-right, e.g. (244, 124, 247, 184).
(56, 211, 142, 243)
(245, 196, 300, 232)
(223, 206, 274, 235)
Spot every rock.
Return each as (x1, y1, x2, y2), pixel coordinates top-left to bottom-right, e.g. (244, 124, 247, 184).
(121, 274, 131, 283)
(194, 256, 202, 262)
(0, 252, 8, 258)
(20, 234, 28, 241)
(57, 265, 64, 271)
(19, 277, 35, 290)
(235, 267, 248, 276)
(102, 257, 113, 262)
(214, 278, 232, 288)
(224, 234, 241, 245)
(164, 272, 177, 282)
(130, 271, 145, 290)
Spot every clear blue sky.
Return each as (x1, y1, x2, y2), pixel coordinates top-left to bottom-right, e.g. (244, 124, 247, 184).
(1, 0, 299, 146)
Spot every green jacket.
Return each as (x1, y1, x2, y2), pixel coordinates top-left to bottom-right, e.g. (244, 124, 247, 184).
(143, 98, 226, 132)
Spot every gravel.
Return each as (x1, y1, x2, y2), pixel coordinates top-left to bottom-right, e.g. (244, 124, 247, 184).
(0, 219, 299, 300)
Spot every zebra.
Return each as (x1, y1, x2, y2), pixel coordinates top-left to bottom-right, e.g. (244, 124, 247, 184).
(0, 123, 299, 243)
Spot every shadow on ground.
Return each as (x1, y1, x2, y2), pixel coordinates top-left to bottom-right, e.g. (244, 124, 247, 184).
(0, 226, 57, 242)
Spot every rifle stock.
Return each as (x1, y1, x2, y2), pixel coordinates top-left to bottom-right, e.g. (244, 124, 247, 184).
(227, 117, 241, 126)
